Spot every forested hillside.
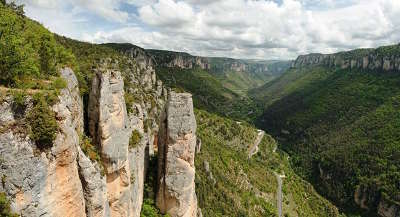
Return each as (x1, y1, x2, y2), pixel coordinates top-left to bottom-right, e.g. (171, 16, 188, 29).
(194, 109, 340, 217)
(0, 1, 75, 88)
(252, 46, 400, 216)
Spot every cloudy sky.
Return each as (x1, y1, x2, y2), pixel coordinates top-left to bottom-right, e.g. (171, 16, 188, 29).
(14, 0, 400, 60)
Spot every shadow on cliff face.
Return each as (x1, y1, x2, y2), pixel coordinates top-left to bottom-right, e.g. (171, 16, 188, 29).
(141, 155, 166, 216)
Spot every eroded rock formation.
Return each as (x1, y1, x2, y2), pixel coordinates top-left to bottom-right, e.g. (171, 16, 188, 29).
(88, 67, 133, 216)
(0, 42, 201, 217)
(292, 45, 400, 72)
(0, 68, 86, 217)
(157, 92, 198, 217)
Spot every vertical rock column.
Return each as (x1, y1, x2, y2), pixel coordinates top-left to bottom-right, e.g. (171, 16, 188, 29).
(157, 92, 198, 217)
(89, 68, 133, 217)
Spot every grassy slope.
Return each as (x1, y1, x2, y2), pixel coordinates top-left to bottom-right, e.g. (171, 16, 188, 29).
(254, 65, 400, 215)
(195, 109, 341, 217)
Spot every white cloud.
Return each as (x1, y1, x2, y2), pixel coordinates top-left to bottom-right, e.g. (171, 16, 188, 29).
(139, 0, 195, 27)
(15, 0, 129, 23)
(72, 0, 129, 23)
(15, 0, 400, 59)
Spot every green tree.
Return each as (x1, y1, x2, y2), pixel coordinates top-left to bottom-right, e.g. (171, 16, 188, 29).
(27, 95, 58, 149)
(7, 1, 24, 16)
(0, 6, 38, 86)
(39, 34, 57, 75)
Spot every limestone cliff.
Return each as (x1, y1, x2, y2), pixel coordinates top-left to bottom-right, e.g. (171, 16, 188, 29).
(0, 41, 201, 216)
(84, 55, 166, 217)
(156, 92, 198, 217)
(292, 45, 400, 71)
(147, 49, 210, 70)
(0, 68, 86, 217)
(147, 49, 291, 77)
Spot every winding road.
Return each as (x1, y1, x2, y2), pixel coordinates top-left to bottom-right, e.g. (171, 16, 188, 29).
(275, 173, 286, 217)
(247, 129, 285, 217)
(248, 130, 265, 159)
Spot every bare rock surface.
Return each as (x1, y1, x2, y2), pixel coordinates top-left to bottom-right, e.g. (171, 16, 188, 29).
(77, 147, 109, 217)
(88, 67, 133, 217)
(0, 68, 86, 217)
(89, 68, 131, 174)
(157, 92, 198, 217)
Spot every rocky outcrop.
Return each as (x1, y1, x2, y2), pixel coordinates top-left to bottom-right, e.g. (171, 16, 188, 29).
(128, 101, 148, 217)
(157, 92, 198, 217)
(88, 66, 137, 217)
(164, 55, 209, 70)
(77, 147, 109, 217)
(203, 161, 216, 185)
(89, 67, 131, 174)
(0, 68, 86, 217)
(125, 46, 156, 70)
(86, 56, 166, 217)
(354, 184, 400, 217)
(147, 50, 210, 70)
(292, 45, 400, 72)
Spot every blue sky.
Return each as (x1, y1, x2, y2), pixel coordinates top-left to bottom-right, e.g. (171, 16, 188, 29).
(14, 0, 400, 60)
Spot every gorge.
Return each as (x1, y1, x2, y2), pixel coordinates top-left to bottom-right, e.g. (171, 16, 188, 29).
(1, 2, 400, 217)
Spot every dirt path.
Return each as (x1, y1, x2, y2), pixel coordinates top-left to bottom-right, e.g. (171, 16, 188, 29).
(248, 130, 265, 159)
(0, 86, 43, 94)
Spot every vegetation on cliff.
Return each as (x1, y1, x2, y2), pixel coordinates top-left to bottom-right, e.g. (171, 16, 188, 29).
(194, 109, 340, 217)
(141, 156, 170, 217)
(27, 94, 58, 149)
(253, 60, 400, 215)
(0, 192, 18, 217)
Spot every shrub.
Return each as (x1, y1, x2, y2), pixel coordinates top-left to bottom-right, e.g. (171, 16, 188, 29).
(80, 134, 104, 176)
(51, 77, 67, 90)
(0, 192, 18, 217)
(144, 119, 152, 133)
(11, 90, 26, 108)
(125, 93, 135, 114)
(129, 129, 142, 149)
(80, 134, 100, 163)
(27, 94, 58, 150)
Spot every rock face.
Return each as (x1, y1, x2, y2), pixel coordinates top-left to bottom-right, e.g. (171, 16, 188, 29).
(0, 44, 200, 216)
(89, 68, 131, 174)
(292, 45, 400, 72)
(157, 92, 198, 217)
(147, 50, 210, 70)
(0, 68, 86, 217)
(147, 50, 291, 77)
(86, 56, 166, 217)
(77, 147, 109, 217)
